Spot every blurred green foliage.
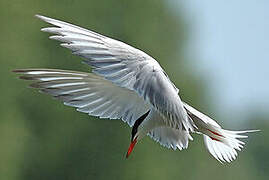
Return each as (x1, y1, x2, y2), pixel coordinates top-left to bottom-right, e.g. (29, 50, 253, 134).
(0, 0, 268, 180)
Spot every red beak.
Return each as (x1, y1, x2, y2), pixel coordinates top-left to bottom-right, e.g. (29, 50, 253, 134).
(126, 137, 137, 158)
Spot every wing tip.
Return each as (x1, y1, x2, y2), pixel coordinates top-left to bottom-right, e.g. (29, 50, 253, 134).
(35, 14, 49, 21)
(35, 14, 59, 26)
(12, 69, 22, 73)
(12, 69, 29, 73)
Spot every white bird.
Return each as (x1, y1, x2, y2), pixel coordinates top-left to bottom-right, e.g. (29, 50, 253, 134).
(13, 15, 258, 163)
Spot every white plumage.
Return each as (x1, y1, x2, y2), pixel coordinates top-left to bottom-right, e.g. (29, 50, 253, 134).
(13, 15, 258, 163)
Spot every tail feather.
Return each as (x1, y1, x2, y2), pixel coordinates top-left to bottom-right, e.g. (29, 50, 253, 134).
(203, 129, 259, 163)
(204, 135, 237, 163)
(183, 102, 259, 163)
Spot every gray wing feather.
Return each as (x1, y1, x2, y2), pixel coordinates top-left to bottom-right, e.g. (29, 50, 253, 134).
(142, 110, 193, 150)
(14, 69, 150, 127)
(36, 15, 195, 132)
(148, 127, 193, 150)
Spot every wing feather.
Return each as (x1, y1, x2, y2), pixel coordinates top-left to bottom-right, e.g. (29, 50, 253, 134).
(14, 69, 150, 126)
(35, 15, 196, 132)
(141, 110, 193, 150)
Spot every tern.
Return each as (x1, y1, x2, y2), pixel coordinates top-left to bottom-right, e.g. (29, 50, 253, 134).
(13, 15, 258, 163)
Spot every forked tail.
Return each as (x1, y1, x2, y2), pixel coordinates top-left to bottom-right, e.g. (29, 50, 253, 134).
(183, 102, 259, 163)
(202, 127, 258, 163)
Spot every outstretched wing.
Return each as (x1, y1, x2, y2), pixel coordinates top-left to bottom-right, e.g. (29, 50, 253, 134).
(36, 15, 195, 132)
(14, 69, 150, 127)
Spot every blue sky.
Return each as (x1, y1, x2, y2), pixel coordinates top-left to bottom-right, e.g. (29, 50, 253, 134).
(169, 0, 269, 121)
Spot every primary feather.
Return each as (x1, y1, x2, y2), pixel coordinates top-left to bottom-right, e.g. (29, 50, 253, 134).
(15, 69, 150, 127)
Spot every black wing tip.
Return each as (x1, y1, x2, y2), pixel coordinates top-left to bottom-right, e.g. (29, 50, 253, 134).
(12, 69, 37, 81)
(12, 69, 26, 73)
(18, 76, 36, 80)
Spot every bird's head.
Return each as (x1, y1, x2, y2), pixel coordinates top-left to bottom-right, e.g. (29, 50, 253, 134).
(125, 127, 149, 158)
(126, 135, 138, 158)
(126, 127, 149, 158)
(126, 125, 145, 158)
(126, 110, 151, 158)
